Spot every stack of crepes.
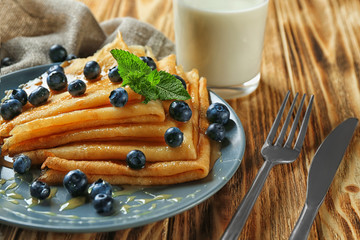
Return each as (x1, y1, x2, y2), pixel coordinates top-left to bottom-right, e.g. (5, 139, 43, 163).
(0, 33, 213, 185)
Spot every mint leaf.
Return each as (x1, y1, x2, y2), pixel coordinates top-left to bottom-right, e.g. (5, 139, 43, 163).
(110, 49, 151, 78)
(111, 49, 191, 103)
(121, 71, 143, 87)
(147, 70, 160, 86)
(156, 71, 191, 101)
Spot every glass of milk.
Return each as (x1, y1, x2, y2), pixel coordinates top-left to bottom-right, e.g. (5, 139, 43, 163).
(173, 0, 269, 99)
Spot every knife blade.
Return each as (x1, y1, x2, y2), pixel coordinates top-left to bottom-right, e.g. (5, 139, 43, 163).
(289, 118, 358, 240)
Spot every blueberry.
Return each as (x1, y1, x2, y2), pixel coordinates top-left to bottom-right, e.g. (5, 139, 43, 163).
(13, 154, 32, 174)
(83, 61, 101, 80)
(164, 127, 184, 148)
(206, 123, 226, 142)
(109, 88, 128, 107)
(66, 54, 77, 61)
(28, 86, 50, 106)
(173, 74, 187, 89)
(0, 99, 22, 120)
(126, 150, 146, 169)
(68, 80, 86, 96)
(49, 44, 67, 62)
(206, 103, 230, 125)
(47, 71, 67, 91)
(47, 64, 64, 74)
(108, 66, 123, 83)
(30, 180, 50, 200)
(93, 193, 114, 215)
(89, 179, 113, 200)
(140, 56, 157, 71)
(169, 101, 192, 122)
(63, 169, 88, 197)
(1, 57, 13, 67)
(9, 89, 27, 106)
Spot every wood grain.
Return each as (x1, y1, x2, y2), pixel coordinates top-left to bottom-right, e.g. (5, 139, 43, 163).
(1, 0, 359, 239)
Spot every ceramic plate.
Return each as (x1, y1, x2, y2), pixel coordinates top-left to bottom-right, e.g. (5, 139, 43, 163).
(0, 65, 245, 232)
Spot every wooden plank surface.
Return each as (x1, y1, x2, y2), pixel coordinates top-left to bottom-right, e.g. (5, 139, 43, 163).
(1, 0, 359, 239)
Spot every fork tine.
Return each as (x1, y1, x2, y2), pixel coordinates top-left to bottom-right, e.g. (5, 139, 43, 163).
(293, 95, 314, 151)
(284, 94, 306, 148)
(265, 91, 290, 144)
(275, 93, 299, 146)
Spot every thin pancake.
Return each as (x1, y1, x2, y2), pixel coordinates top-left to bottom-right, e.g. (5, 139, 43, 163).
(1, 32, 212, 186)
(39, 132, 210, 185)
(39, 75, 211, 185)
(0, 33, 144, 139)
(2, 100, 165, 151)
(5, 123, 173, 155)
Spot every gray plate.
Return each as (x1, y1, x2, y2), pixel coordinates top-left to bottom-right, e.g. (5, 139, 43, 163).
(0, 65, 245, 233)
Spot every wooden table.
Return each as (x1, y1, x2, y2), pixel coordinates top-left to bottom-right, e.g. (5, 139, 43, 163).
(1, 0, 359, 239)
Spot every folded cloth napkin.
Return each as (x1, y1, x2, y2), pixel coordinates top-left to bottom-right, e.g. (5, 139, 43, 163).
(0, 0, 175, 76)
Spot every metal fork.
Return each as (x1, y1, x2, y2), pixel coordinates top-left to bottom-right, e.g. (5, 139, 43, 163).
(220, 91, 314, 240)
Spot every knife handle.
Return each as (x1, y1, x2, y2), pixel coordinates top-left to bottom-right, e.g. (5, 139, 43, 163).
(289, 203, 319, 240)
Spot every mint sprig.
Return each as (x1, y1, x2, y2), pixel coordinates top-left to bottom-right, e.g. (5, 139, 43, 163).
(110, 49, 191, 103)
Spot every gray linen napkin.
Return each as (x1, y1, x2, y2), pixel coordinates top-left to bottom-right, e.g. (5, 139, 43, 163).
(0, 0, 175, 76)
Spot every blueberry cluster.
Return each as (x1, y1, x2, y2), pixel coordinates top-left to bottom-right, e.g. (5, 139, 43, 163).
(12, 154, 52, 200)
(205, 103, 231, 142)
(62, 170, 115, 215)
(0, 88, 30, 120)
(165, 101, 230, 145)
(59, 150, 146, 214)
(161, 100, 192, 148)
(23, 162, 114, 214)
(47, 61, 93, 96)
(12, 154, 49, 200)
(89, 179, 114, 215)
(12, 154, 51, 200)
(0, 62, 93, 120)
(0, 63, 94, 121)
(20, 150, 146, 214)
(33, 151, 145, 214)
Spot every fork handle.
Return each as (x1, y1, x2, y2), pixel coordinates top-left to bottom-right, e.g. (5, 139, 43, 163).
(289, 203, 319, 240)
(220, 160, 275, 240)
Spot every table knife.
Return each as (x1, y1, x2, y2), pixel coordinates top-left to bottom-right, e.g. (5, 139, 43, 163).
(289, 118, 358, 240)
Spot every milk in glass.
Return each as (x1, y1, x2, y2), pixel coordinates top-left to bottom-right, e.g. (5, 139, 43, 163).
(173, 0, 269, 98)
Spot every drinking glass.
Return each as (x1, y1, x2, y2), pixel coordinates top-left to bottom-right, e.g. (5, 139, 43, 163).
(173, 0, 269, 99)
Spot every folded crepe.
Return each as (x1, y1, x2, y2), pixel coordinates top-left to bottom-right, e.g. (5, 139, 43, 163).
(0, 33, 213, 185)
